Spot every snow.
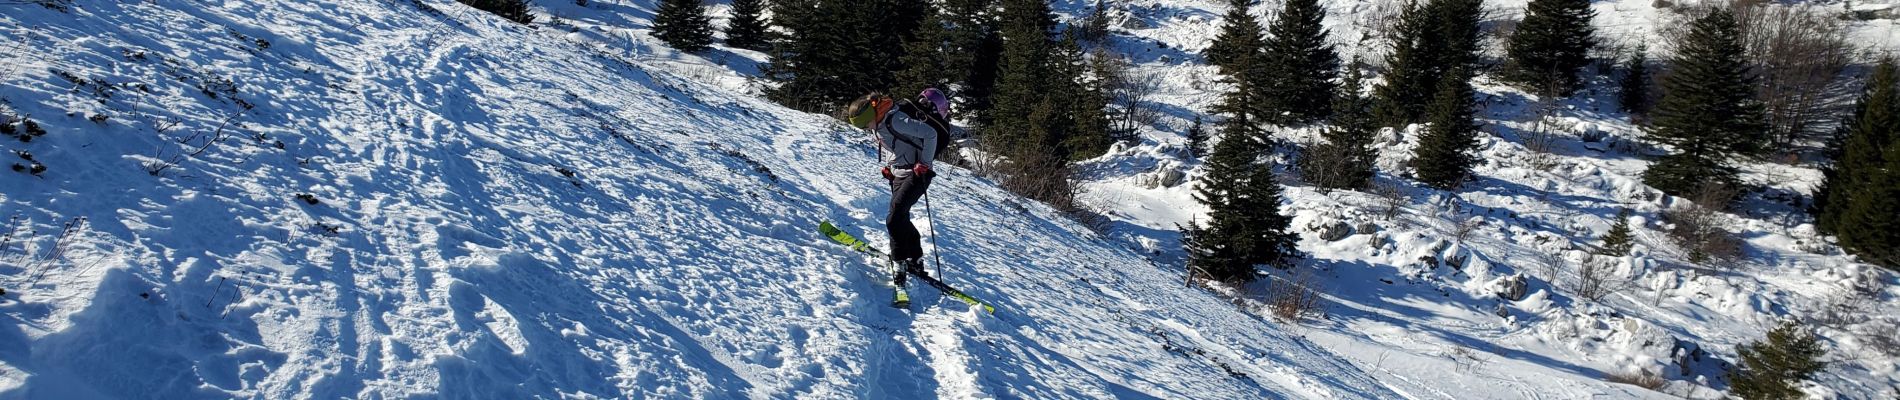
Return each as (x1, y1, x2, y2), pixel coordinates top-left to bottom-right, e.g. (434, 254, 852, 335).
(1069, 0, 1900, 398)
(0, 0, 1895, 398)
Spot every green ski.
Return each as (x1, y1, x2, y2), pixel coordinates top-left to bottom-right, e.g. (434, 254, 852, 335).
(818, 221, 997, 314)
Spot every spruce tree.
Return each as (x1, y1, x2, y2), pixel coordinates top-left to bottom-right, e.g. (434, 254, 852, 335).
(1619, 44, 1652, 116)
(724, 0, 771, 51)
(1186, 116, 1209, 158)
(763, 0, 931, 111)
(989, 0, 1059, 157)
(1502, 0, 1597, 96)
(1205, 0, 1265, 74)
(1727, 322, 1826, 400)
(1835, 144, 1900, 268)
(942, 0, 1004, 126)
(1260, 0, 1340, 124)
(1641, 9, 1767, 200)
(1372, 0, 1485, 127)
(459, 0, 535, 24)
(1300, 60, 1377, 190)
(1597, 209, 1634, 257)
(653, 0, 714, 52)
(1412, 68, 1482, 190)
(1056, 33, 1113, 161)
(1815, 59, 1897, 235)
(898, 11, 954, 99)
(1184, 74, 1301, 282)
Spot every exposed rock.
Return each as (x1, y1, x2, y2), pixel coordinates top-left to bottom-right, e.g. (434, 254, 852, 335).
(1315, 220, 1352, 241)
(1354, 221, 1380, 235)
(1495, 274, 1529, 301)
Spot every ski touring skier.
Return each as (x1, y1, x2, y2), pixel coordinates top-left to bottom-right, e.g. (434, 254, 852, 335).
(845, 88, 953, 291)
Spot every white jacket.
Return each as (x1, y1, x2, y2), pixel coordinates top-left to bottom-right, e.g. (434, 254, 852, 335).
(876, 107, 939, 175)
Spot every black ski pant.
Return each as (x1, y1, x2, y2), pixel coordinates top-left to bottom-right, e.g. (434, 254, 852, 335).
(887, 172, 933, 262)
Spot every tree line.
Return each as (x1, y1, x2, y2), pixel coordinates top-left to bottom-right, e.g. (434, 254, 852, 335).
(636, 0, 1896, 272)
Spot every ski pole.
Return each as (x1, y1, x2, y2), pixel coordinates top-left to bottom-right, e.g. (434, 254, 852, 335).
(924, 190, 943, 279)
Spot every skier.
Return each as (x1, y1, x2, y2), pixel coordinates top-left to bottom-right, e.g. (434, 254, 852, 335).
(845, 89, 952, 288)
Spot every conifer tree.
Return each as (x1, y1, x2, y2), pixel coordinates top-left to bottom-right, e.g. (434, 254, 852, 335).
(1597, 209, 1634, 257)
(1835, 145, 1900, 268)
(989, 0, 1059, 156)
(1619, 44, 1653, 116)
(1502, 0, 1597, 96)
(1056, 33, 1113, 161)
(1373, 0, 1485, 127)
(898, 11, 954, 98)
(1205, 0, 1265, 74)
(763, 0, 932, 111)
(724, 0, 771, 51)
(1727, 322, 1826, 400)
(1186, 116, 1209, 158)
(459, 0, 535, 24)
(1412, 67, 1482, 190)
(1815, 59, 1897, 235)
(1300, 60, 1377, 190)
(762, 0, 860, 110)
(653, 0, 714, 52)
(1641, 9, 1767, 200)
(1820, 59, 1900, 268)
(1260, 0, 1339, 124)
(942, 0, 1004, 126)
(1184, 66, 1301, 282)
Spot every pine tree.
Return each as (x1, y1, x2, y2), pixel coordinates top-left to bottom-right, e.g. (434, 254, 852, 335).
(1619, 44, 1652, 116)
(1597, 208, 1634, 257)
(988, 0, 1059, 157)
(942, 0, 1004, 126)
(898, 11, 954, 99)
(1372, 0, 1485, 127)
(1259, 0, 1340, 124)
(1186, 116, 1210, 158)
(458, 0, 535, 24)
(1834, 144, 1900, 268)
(1184, 87, 1300, 282)
(1815, 59, 1898, 235)
(1641, 9, 1767, 200)
(724, 0, 771, 51)
(1727, 322, 1826, 400)
(1411, 68, 1482, 190)
(1205, 0, 1265, 74)
(762, 0, 932, 111)
(1056, 33, 1113, 161)
(1502, 0, 1597, 96)
(653, 0, 714, 52)
(1299, 60, 1377, 190)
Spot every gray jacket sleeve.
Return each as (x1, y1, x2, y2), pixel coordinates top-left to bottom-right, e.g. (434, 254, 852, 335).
(878, 109, 938, 168)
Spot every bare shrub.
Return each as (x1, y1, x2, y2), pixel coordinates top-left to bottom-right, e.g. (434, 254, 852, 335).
(1446, 344, 1492, 373)
(1265, 267, 1325, 323)
(986, 137, 1080, 213)
(1661, 4, 1853, 152)
(1523, 97, 1564, 169)
(145, 111, 245, 176)
(1453, 215, 1483, 242)
(1373, 181, 1410, 220)
(1605, 370, 1668, 390)
(1663, 184, 1744, 264)
(1732, 3, 1853, 152)
(1575, 255, 1632, 302)
(1095, 50, 1162, 144)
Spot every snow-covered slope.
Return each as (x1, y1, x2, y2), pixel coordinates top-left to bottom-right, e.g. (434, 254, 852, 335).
(1069, 0, 1900, 398)
(2, 0, 1895, 398)
(0, 0, 1579, 398)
